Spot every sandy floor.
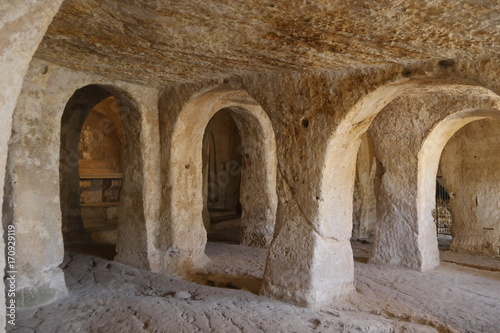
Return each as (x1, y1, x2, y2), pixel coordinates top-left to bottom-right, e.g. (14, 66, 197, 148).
(10, 242, 500, 333)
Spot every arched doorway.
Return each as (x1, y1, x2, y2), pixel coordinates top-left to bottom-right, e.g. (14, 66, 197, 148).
(60, 85, 149, 268)
(421, 114, 500, 257)
(159, 88, 277, 275)
(68, 96, 124, 258)
(261, 78, 500, 307)
(202, 109, 243, 244)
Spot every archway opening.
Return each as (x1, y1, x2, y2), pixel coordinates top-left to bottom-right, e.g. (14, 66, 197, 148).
(202, 109, 243, 244)
(196, 106, 272, 293)
(77, 97, 124, 258)
(163, 89, 277, 294)
(434, 118, 500, 256)
(60, 85, 143, 263)
(60, 92, 123, 260)
(162, 89, 277, 276)
(418, 110, 500, 262)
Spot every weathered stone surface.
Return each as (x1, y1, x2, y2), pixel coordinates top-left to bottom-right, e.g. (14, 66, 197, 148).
(173, 290, 192, 299)
(441, 119, 500, 257)
(369, 86, 500, 271)
(34, 0, 500, 86)
(3, 20, 500, 314)
(4, 59, 160, 308)
(156, 87, 278, 274)
(153, 65, 500, 306)
(1, 0, 500, 325)
(0, 0, 64, 323)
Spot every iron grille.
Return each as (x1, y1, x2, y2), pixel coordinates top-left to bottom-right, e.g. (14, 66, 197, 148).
(433, 177, 452, 235)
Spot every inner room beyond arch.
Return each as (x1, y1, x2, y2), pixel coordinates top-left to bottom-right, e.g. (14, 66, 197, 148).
(68, 96, 124, 258)
(202, 108, 243, 244)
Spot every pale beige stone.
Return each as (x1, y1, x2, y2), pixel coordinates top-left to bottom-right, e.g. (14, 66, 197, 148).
(1, 0, 499, 321)
(155, 87, 278, 274)
(440, 119, 500, 257)
(370, 85, 500, 271)
(0, 0, 64, 318)
(4, 59, 160, 309)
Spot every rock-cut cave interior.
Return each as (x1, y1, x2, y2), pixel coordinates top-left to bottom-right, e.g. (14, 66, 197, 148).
(1, 1, 500, 332)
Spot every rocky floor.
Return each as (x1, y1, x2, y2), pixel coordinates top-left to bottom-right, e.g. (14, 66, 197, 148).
(9, 242, 500, 333)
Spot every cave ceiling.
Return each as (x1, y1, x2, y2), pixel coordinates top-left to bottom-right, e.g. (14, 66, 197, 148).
(35, 0, 500, 86)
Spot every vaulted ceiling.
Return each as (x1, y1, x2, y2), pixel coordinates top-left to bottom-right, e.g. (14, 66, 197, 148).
(35, 0, 500, 86)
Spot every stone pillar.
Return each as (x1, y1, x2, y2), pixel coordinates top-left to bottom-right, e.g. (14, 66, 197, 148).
(369, 162, 438, 270)
(0, 0, 64, 319)
(262, 216, 355, 306)
(261, 137, 358, 307)
(114, 87, 162, 270)
(231, 111, 277, 248)
(369, 145, 440, 271)
(4, 66, 69, 308)
(368, 98, 445, 272)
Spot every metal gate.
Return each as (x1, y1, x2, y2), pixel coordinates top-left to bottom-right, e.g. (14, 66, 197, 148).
(434, 177, 452, 235)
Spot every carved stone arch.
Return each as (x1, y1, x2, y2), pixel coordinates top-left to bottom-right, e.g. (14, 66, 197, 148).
(262, 76, 500, 306)
(418, 108, 500, 259)
(158, 87, 277, 274)
(60, 84, 150, 269)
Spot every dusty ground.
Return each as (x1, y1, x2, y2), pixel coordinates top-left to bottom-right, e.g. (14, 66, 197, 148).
(9, 241, 500, 333)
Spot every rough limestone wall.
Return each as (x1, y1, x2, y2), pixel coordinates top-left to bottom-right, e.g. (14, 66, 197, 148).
(158, 65, 425, 306)
(3, 56, 497, 312)
(369, 93, 500, 271)
(0, 0, 64, 326)
(157, 87, 278, 274)
(114, 86, 161, 270)
(3, 58, 160, 308)
(230, 110, 276, 248)
(440, 119, 500, 256)
(158, 59, 500, 306)
(0, 1, 64, 204)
